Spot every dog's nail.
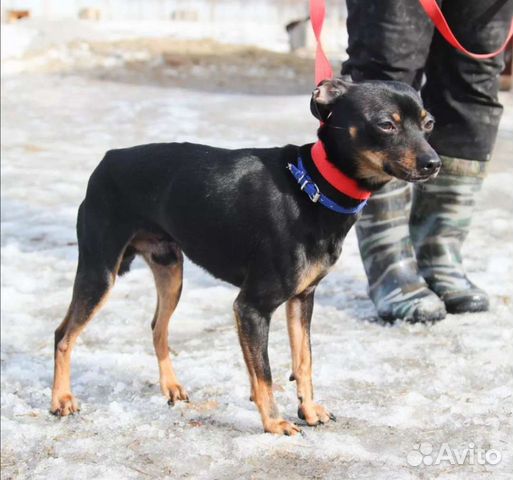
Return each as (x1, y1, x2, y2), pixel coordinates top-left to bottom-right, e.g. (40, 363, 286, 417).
(329, 413, 337, 422)
(289, 373, 295, 382)
(167, 399, 175, 406)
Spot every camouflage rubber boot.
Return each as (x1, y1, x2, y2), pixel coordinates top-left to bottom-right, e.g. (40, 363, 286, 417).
(410, 157, 489, 314)
(356, 180, 446, 323)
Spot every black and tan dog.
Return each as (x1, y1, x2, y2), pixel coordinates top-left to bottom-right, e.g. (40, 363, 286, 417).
(51, 78, 440, 435)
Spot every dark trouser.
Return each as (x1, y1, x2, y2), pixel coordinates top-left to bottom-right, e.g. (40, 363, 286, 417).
(342, 0, 513, 161)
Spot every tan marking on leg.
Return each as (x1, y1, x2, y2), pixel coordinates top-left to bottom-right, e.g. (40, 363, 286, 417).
(287, 298, 312, 402)
(287, 294, 334, 426)
(234, 306, 300, 435)
(145, 253, 188, 405)
(51, 281, 113, 416)
(295, 262, 327, 295)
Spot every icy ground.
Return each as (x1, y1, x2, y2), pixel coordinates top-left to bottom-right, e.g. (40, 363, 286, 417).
(2, 39, 513, 480)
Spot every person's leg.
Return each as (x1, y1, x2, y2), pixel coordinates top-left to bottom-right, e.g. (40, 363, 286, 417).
(357, 180, 447, 322)
(422, 0, 512, 161)
(342, 0, 446, 322)
(342, 0, 434, 87)
(412, 0, 513, 313)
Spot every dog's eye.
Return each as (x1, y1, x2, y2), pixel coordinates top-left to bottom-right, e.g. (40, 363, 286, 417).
(423, 119, 435, 131)
(377, 121, 396, 133)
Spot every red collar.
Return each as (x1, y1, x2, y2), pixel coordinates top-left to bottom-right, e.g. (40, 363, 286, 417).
(311, 141, 371, 201)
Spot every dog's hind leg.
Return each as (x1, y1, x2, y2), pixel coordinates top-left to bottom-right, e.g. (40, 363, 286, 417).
(51, 203, 130, 416)
(286, 290, 335, 426)
(144, 247, 188, 405)
(51, 258, 116, 416)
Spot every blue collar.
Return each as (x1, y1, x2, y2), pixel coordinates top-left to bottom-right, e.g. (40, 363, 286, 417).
(287, 157, 367, 215)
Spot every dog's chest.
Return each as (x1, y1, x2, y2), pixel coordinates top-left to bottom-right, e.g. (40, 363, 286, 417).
(294, 236, 344, 294)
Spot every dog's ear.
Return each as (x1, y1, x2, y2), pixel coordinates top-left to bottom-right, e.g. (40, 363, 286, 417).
(310, 78, 352, 121)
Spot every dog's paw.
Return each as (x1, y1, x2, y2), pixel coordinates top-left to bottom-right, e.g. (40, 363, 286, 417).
(298, 402, 336, 426)
(162, 382, 189, 406)
(264, 418, 302, 436)
(51, 391, 80, 417)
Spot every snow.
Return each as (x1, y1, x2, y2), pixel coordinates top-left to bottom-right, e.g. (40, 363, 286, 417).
(1, 20, 513, 480)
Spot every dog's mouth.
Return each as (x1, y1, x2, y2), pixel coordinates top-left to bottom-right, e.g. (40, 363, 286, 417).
(384, 163, 440, 183)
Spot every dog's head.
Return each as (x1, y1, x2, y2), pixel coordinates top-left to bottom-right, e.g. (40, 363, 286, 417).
(311, 78, 441, 188)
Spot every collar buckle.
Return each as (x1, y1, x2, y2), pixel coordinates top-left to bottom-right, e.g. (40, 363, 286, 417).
(289, 155, 368, 215)
(307, 182, 321, 203)
(299, 177, 321, 203)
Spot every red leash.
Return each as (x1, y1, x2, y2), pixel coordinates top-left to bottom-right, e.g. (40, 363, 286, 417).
(419, 0, 513, 60)
(310, 0, 513, 84)
(310, 0, 334, 85)
(309, 0, 370, 201)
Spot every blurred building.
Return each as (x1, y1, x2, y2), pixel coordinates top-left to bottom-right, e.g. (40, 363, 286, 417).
(2, 0, 347, 57)
(2, 0, 345, 23)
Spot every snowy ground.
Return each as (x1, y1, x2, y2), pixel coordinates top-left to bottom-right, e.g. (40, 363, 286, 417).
(1, 23, 513, 480)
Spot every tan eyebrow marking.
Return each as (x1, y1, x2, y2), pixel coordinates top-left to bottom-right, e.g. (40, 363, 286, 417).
(349, 127, 357, 138)
(421, 110, 428, 119)
(392, 113, 401, 122)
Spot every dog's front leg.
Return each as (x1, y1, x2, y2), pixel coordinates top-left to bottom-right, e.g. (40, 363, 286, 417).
(287, 289, 335, 426)
(234, 297, 301, 436)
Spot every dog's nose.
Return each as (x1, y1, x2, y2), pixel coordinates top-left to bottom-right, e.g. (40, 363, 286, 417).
(418, 153, 441, 173)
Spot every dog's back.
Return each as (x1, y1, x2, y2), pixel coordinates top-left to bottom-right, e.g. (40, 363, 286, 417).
(85, 142, 301, 285)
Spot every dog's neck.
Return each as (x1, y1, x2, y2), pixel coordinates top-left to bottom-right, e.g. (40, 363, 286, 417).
(318, 128, 392, 192)
(298, 144, 363, 211)
(299, 137, 391, 211)
(310, 140, 372, 201)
